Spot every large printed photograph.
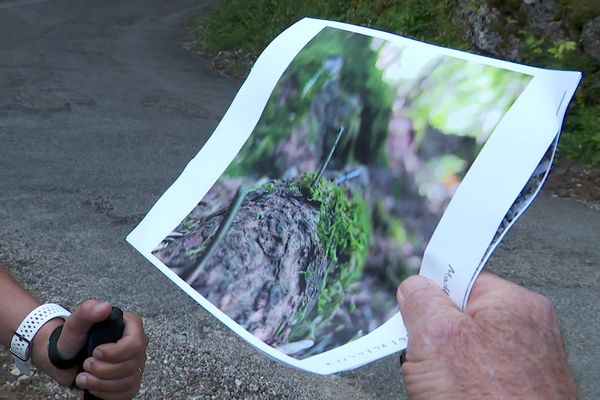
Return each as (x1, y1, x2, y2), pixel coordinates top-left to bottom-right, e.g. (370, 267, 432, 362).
(151, 27, 532, 359)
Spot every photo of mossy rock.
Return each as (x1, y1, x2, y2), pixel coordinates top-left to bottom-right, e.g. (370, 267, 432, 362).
(152, 27, 532, 359)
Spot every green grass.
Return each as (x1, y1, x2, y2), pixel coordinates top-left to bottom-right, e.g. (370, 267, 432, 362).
(200, 0, 600, 167)
(203, 0, 465, 55)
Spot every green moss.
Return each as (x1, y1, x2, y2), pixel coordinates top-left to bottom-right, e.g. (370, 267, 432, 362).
(184, 233, 214, 259)
(285, 172, 371, 344)
(299, 172, 371, 317)
(260, 181, 276, 194)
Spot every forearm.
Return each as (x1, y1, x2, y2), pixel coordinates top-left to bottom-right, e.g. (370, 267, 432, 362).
(0, 266, 77, 385)
(0, 266, 42, 347)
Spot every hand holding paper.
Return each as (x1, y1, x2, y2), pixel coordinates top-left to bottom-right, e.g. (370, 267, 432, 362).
(398, 273, 578, 399)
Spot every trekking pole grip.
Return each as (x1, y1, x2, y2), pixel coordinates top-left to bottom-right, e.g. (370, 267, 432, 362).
(83, 307, 125, 400)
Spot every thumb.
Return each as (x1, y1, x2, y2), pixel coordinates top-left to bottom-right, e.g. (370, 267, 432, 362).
(57, 300, 112, 359)
(397, 275, 462, 337)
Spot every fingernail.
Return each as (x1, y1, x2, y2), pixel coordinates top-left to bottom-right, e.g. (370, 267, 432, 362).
(396, 286, 405, 305)
(93, 348, 103, 359)
(75, 374, 87, 388)
(92, 302, 110, 315)
(83, 359, 91, 371)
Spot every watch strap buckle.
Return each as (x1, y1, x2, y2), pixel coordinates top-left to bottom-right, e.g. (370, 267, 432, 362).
(9, 331, 31, 361)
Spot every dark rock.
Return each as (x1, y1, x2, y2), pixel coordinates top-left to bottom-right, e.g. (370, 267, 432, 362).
(456, 0, 578, 61)
(520, 0, 565, 42)
(456, 0, 521, 59)
(582, 16, 600, 62)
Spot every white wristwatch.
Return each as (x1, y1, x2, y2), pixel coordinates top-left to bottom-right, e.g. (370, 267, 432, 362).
(10, 303, 71, 375)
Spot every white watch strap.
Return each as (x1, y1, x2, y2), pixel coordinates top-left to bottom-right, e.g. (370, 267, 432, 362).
(10, 303, 71, 375)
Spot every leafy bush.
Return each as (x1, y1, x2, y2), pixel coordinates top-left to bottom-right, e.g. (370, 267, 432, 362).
(522, 37, 600, 166)
(559, 105, 600, 165)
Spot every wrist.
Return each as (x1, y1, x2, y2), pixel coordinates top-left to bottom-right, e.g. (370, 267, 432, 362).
(10, 303, 71, 376)
(31, 318, 78, 386)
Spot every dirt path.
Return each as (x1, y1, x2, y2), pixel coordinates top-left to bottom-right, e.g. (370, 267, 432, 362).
(545, 159, 600, 206)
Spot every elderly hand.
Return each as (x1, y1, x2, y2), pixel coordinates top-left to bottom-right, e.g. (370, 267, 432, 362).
(397, 272, 578, 400)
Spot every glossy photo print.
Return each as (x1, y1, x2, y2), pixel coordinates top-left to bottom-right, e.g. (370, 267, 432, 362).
(150, 27, 532, 360)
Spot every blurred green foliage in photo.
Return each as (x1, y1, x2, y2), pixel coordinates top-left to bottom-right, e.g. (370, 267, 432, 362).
(199, 0, 600, 166)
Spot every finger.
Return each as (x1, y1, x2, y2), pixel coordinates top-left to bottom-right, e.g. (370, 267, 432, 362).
(465, 272, 534, 311)
(396, 275, 462, 337)
(75, 372, 141, 400)
(466, 272, 513, 301)
(83, 354, 145, 380)
(93, 313, 148, 363)
(57, 300, 113, 358)
(466, 272, 554, 323)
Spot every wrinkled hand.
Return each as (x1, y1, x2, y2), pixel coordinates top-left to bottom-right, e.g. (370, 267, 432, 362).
(32, 300, 149, 400)
(397, 273, 578, 400)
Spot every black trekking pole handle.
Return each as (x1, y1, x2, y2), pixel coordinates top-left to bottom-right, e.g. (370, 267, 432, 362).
(83, 307, 125, 400)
